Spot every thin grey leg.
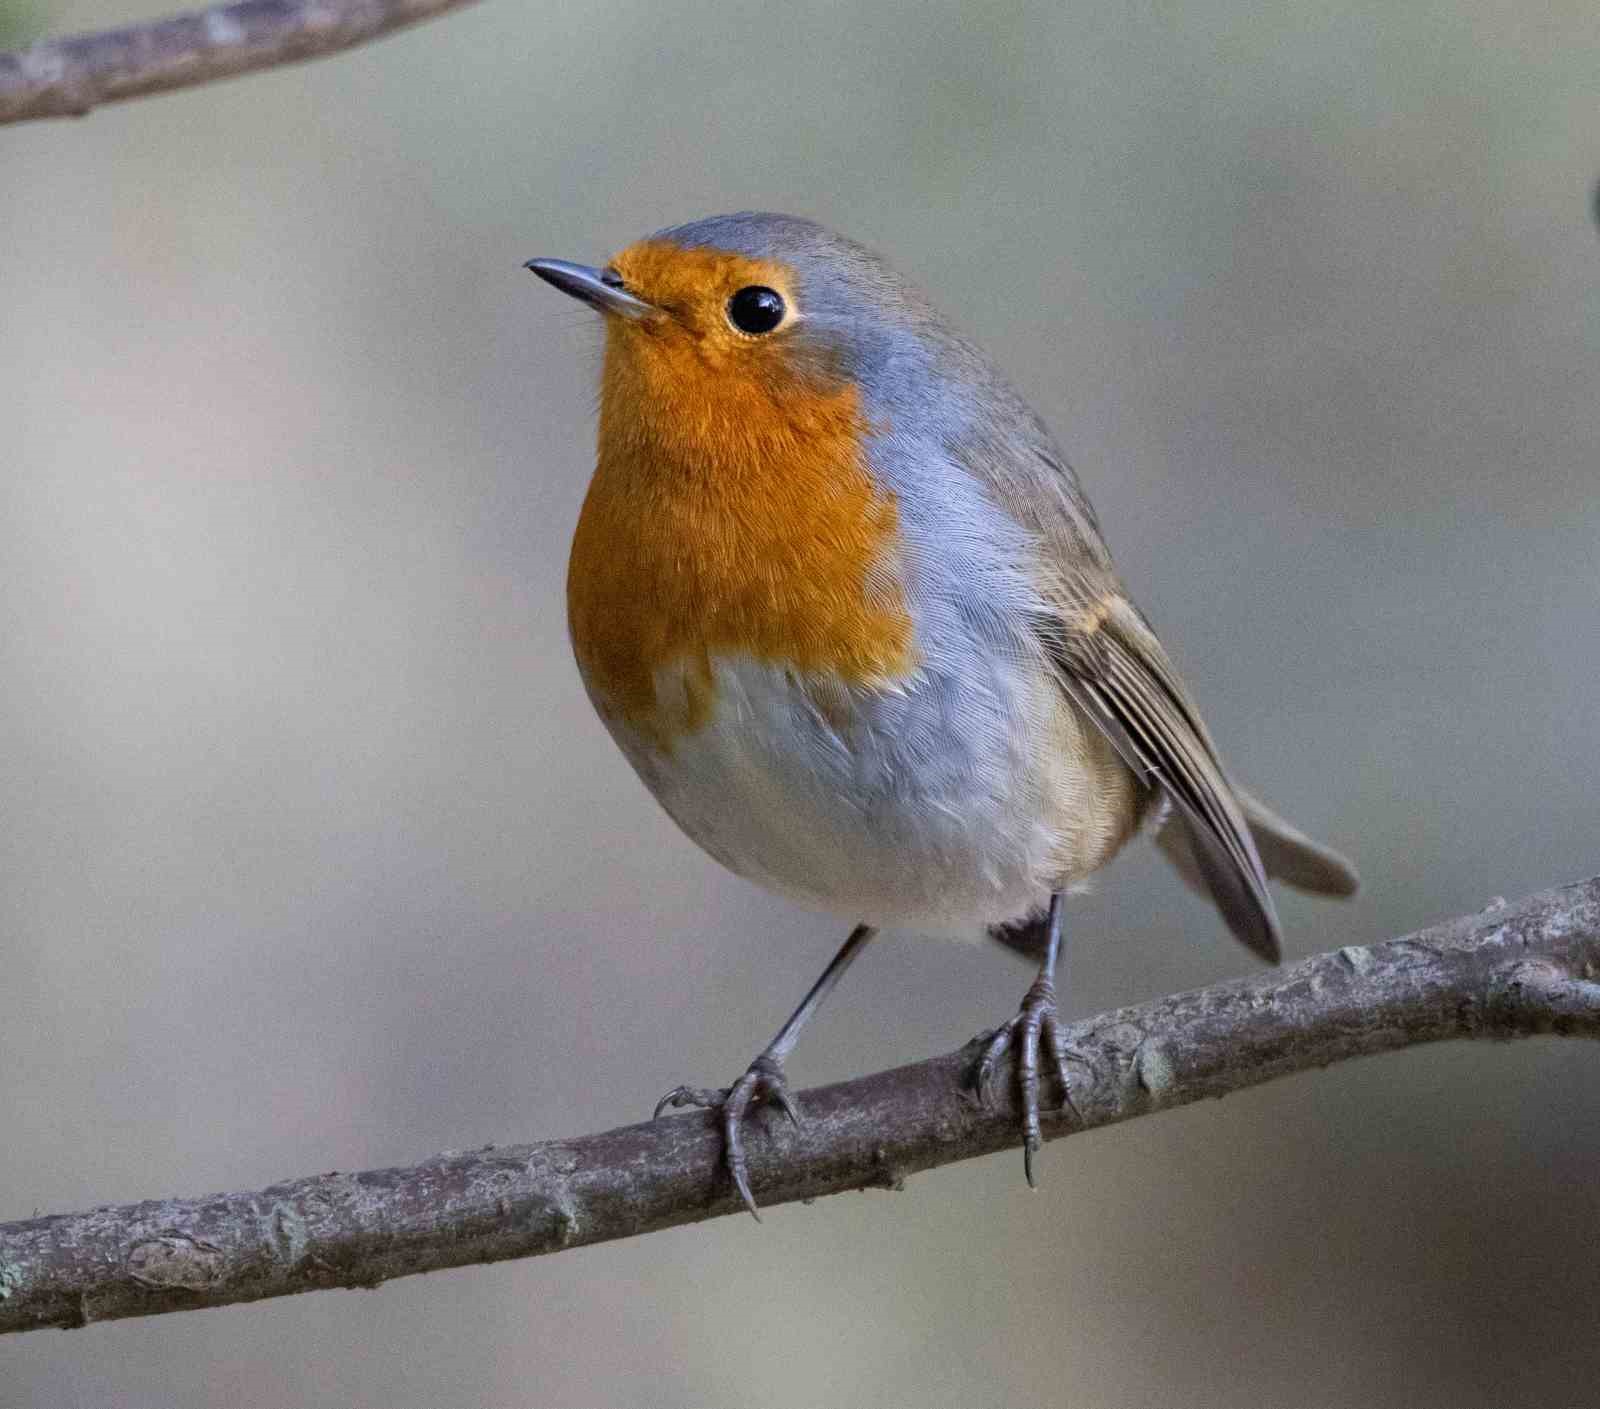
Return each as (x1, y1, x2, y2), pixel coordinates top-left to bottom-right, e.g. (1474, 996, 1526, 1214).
(654, 923, 878, 1218)
(976, 893, 1081, 1186)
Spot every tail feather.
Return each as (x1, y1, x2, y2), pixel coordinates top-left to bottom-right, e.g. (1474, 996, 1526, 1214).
(1157, 788, 1357, 902)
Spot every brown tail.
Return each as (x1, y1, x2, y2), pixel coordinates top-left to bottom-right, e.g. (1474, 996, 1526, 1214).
(1156, 788, 1357, 903)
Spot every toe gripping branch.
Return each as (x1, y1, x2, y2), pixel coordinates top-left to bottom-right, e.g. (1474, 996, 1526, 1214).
(651, 923, 878, 1218)
(655, 1054, 803, 1219)
(973, 969, 1084, 1186)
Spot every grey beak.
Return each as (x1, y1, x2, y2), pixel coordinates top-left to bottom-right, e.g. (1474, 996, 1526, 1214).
(524, 258, 656, 320)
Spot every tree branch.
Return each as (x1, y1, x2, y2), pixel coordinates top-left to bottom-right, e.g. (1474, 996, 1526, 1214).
(3, 876, 1598, 1333)
(0, 0, 482, 125)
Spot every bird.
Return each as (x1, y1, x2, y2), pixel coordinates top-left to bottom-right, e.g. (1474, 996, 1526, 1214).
(526, 213, 1357, 1217)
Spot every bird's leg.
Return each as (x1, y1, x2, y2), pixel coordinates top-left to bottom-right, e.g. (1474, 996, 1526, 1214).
(975, 891, 1081, 1186)
(654, 922, 877, 1219)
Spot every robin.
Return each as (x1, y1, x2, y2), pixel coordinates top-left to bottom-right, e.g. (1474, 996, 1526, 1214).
(526, 213, 1357, 1217)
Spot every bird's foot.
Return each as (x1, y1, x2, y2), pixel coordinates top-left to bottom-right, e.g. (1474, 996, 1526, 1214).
(973, 974, 1083, 1187)
(653, 1053, 802, 1219)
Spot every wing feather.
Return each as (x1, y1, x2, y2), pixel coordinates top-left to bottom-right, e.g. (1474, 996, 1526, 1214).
(1042, 597, 1281, 962)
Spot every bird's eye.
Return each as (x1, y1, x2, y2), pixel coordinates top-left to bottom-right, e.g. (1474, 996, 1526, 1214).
(599, 267, 626, 288)
(727, 286, 787, 336)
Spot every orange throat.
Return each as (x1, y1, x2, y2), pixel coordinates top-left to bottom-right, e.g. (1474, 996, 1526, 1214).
(566, 328, 916, 747)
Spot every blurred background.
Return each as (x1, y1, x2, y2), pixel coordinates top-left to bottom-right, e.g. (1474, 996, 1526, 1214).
(2, 0, 1597, 1404)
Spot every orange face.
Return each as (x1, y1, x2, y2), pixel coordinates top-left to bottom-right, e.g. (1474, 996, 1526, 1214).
(608, 240, 799, 363)
(565, 239, 917, 749)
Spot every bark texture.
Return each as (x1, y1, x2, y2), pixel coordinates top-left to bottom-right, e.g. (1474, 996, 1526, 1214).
(0, 0, 481, 124)
(3, 877, 1597, 1334)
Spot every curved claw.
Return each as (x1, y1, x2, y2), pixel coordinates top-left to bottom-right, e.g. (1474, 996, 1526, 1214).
(654, 1054, 804, 1219)
(971, 976, 1082, 1188)
(766, 1074, 805, 1129)
(652, 1084, 731, 1120)
(721, 1073, 762, 1221)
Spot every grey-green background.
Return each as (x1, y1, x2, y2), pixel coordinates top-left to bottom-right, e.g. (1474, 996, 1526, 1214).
(3, 1, 1597, 1404)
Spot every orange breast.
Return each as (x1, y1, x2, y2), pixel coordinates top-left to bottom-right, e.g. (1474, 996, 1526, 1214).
(567, 323, 916, 748)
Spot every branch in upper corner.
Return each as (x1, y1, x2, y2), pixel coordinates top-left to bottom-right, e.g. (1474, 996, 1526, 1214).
(2, 876, 1598, 1333)
(0, 0, 483, 125)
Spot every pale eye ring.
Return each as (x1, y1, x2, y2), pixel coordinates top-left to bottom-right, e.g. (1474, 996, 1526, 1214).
(726, 285, 786, 336)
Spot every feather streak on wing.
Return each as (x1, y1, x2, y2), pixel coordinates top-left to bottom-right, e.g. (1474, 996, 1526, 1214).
(1041, 599, 1282, 961)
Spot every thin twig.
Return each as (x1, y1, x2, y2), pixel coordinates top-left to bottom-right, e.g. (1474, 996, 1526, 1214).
(2, 876, 1597, 1333)
(0, 0, 482, 125)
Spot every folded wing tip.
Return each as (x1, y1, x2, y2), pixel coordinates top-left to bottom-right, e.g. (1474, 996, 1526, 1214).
(1241, 915, 1284, 964)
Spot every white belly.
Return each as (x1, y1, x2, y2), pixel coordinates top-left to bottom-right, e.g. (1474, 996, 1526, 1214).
(594, 652, 1132, 933)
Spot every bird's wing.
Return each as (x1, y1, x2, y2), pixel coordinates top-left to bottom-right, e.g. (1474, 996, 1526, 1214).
(1039, 593, 1282, 961)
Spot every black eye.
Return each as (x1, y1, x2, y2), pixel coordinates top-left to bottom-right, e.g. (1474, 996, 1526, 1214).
(599, 267, 625, 288)
(727, 285, 786, 335)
